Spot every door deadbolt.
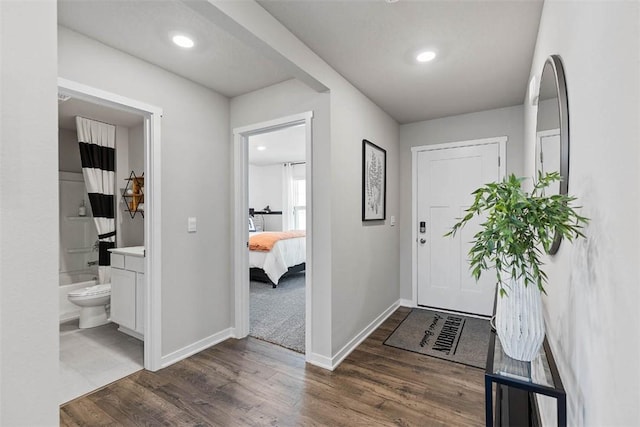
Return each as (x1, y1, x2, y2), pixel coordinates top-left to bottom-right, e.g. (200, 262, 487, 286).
(420, 238, 426, 244)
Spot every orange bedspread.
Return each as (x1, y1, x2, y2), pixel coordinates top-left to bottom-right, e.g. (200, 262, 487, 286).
(249, 231, 305, 252)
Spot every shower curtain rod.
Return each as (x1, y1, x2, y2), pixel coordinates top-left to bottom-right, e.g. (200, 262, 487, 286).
(76, 115, 117, 127)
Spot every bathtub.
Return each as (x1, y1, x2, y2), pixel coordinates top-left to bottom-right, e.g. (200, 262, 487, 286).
(59, 270, 98, 322)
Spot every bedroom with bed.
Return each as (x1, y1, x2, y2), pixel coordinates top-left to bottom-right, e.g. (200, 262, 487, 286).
(247, 125, 306, 354)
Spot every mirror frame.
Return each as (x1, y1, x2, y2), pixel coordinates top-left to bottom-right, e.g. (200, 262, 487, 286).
(537, 54, 569, 255)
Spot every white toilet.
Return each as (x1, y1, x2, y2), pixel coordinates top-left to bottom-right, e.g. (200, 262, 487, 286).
(67, 284, 111, 328)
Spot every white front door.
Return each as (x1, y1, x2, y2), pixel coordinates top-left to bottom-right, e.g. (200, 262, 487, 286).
(415, 140, 504, 316)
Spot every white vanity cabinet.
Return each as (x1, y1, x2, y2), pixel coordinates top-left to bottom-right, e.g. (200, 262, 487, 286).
(111, 267, 136, 330)
(109, 247, 145, 340)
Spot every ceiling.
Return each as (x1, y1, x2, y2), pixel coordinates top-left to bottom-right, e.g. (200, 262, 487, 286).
(248, 125, 306, 166)
(59, 98, 144, 130)
(258, 0, 544, 124)
(58, 0, 543, 125)
(57, 0, 293, 98)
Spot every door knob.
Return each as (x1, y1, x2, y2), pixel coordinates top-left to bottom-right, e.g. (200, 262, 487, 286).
(420, 238, 426, 244)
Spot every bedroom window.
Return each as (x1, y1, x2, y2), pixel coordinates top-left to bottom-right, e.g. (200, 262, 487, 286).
(292, 178, 306, 230)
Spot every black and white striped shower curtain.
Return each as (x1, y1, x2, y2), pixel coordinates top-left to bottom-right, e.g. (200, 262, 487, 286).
(76, 117, 116, 284)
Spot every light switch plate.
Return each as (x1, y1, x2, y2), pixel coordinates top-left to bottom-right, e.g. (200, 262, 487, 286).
(187, 217, 197, 233)
(390, 215, 396, 226)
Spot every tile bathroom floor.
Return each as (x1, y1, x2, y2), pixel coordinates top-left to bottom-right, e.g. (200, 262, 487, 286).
(59, 320, 143, 405)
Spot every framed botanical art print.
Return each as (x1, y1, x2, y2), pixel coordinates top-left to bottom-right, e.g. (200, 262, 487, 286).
(362, 139, 386, 221)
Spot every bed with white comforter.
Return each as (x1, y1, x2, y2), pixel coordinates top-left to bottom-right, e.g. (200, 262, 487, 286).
(249, 231, 306, 285)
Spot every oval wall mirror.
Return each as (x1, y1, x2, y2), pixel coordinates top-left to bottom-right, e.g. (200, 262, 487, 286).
(535, 54, 569, 254)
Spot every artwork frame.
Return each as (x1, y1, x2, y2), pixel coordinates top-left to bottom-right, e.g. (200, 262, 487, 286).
(362, 139, 386, 221)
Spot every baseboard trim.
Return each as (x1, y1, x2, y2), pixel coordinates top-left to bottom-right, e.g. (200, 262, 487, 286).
(306, 352, 333, 370)
(117, 325, 144, 341)
(418, 304, 491, 320)
(59, 313, 80, 323)
(329, 300, 400, 371)
(399, 298, 414, 307)
(160, 327, 233, 368)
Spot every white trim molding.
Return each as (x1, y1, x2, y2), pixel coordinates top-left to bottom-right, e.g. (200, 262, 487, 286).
(410, 136, 508, 154)
(328, 300, 400, 371)
(232, 111, 314, 361)
(58, 77, 163, 371)
(535, 129, 560, 179)
(411, 136, 508, 308)
(399, 299, 414, 308)
(306, 353, 333, 370)
(160, 328, 234, 368)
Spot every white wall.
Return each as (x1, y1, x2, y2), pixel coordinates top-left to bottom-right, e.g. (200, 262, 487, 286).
(58, 26, 232, 357)
(128, 123, 144, 173)
(119, 123, 144, 247)
(536, 98, 559, 132)
(524, 1, 640, 425)
(248, 164, 282, 212)
(114, 125, 130, 247)
(248, 164, 283, 231)
(59, 127, 82, 172)
(398, 105, 524, 300)
(0, 1, 59, 425)
(329, 85, 399, 355)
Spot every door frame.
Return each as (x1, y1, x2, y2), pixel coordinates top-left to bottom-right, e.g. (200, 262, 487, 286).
(410, 136, 507, 308)
(232, 111, 313, 359)
(535, 129, 560, 174)
(58, 78, 163, 371)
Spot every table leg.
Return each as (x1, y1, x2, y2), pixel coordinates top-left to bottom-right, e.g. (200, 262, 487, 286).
(485, 376, 493, 427)
(558, 395, 566, 427)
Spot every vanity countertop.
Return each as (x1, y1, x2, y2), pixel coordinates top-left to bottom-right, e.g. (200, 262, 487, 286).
(109, 246, 145, 257)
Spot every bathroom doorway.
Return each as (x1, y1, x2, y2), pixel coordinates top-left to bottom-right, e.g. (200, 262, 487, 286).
(57, 79, 162, 403)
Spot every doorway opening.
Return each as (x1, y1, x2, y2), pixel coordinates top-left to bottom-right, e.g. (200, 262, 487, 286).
(57, 78, 163, 403)
(233, 112, 313, 357)
(247, 125, 306, 352)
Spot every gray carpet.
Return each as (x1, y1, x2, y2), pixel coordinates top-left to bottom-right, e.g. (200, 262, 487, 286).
(384, 308, 491, 369)
(250, 273, 305, 354)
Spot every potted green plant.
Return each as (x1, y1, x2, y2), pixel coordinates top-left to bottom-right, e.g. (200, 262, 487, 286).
(447, 172, 588, 361)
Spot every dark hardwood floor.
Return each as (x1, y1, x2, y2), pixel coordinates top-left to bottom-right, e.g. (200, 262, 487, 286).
(60, 307, 485, 426)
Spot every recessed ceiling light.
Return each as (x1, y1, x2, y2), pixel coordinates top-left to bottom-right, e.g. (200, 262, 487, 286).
(172, 34, 195, 49)
(257, 146, 267, 151)
(416, 50, 437, 63)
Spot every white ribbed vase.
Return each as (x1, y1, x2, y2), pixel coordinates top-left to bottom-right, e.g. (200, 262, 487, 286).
(495, 276, 545, 362)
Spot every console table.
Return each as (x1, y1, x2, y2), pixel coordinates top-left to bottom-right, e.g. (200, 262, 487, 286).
(485, 331, 566, 426)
